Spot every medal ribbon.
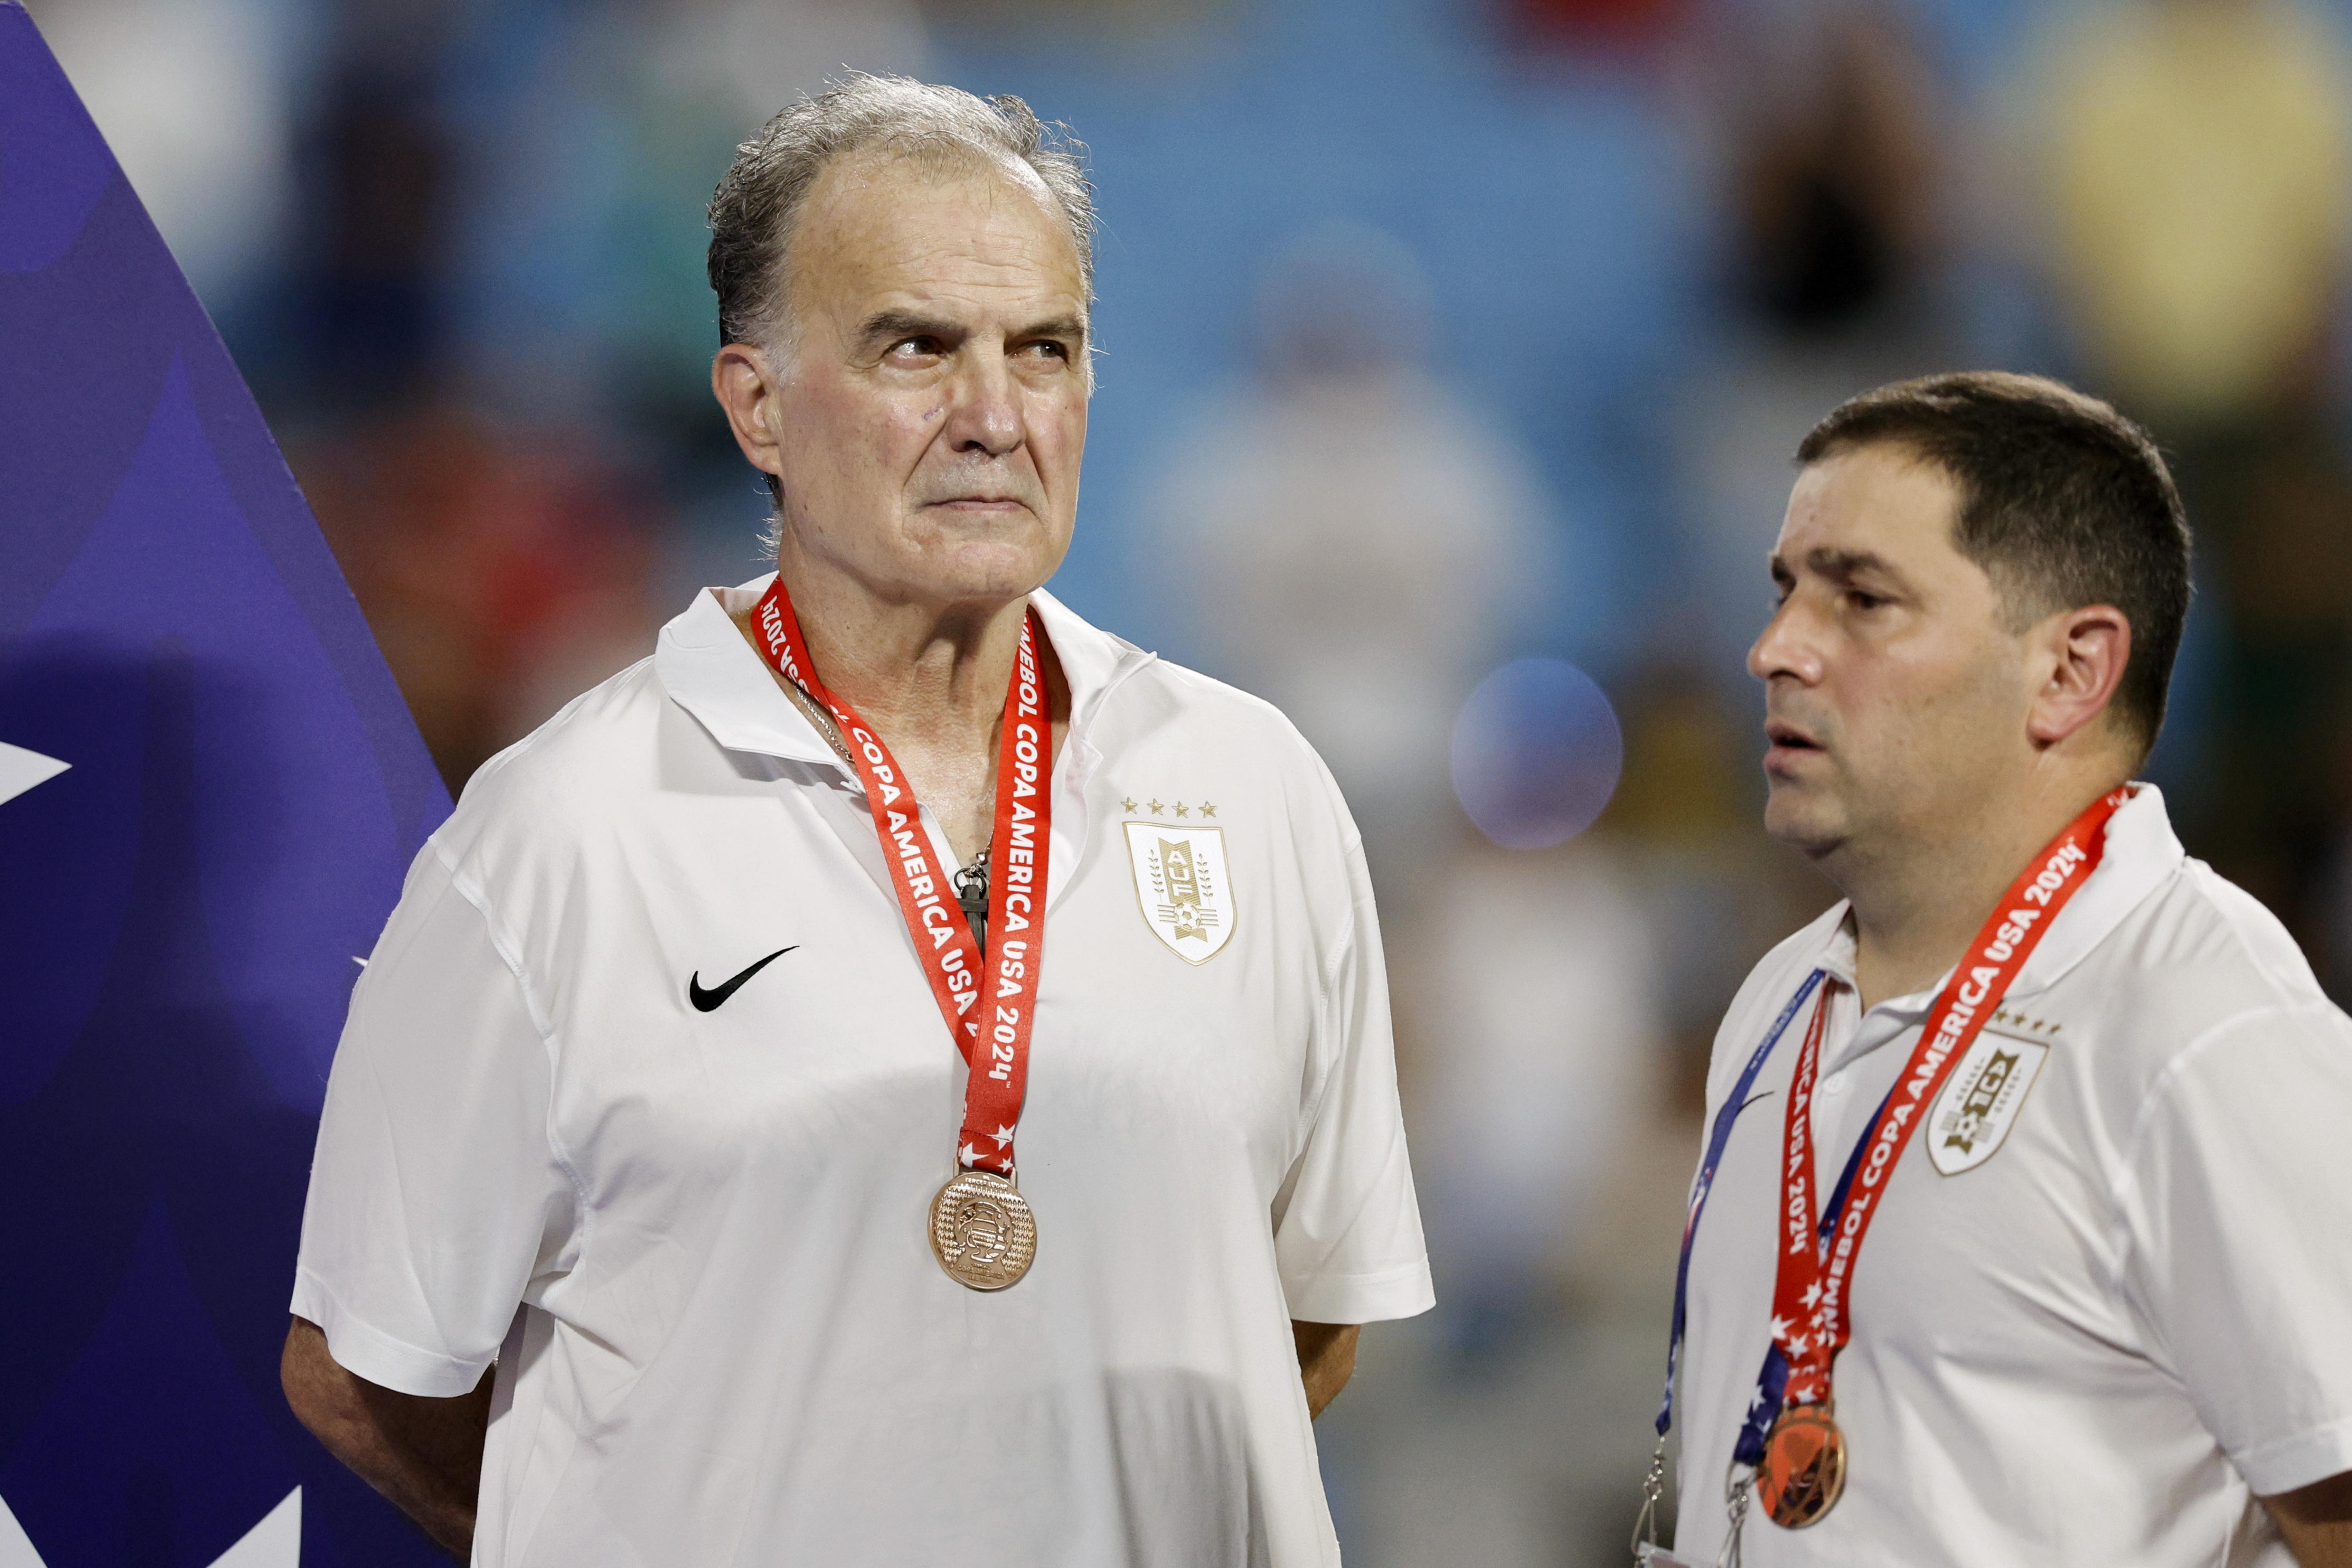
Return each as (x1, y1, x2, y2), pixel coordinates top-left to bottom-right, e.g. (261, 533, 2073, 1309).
(747, 577, 1050, 1178)
(1752, 785, 2130, 1440)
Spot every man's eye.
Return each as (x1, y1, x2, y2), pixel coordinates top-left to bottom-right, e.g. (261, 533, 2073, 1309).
(890, 337, 939, 357)
(1021, 340, 1070, 361)
(1846, 590, 1887, 611)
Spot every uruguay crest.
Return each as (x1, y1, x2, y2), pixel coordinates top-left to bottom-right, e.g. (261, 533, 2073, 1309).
(1929, 1027, 2051, 1176)
(1124, 821, 1235, 963)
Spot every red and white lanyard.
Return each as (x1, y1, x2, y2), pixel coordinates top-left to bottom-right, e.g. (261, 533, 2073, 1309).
(1767, 786, 2130, 1410)
(747, 578, 1050, 1179)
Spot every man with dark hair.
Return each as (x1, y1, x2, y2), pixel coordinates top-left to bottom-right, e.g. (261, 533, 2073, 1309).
(280, 76, 1430, 1566)
(1641, 372, 2352, 1566)
(1792, 372, 2189, 755)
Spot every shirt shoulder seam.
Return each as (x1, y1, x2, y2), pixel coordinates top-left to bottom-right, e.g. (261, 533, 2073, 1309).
(1297, 861, 1363, 1143)
(2099, 997, 2342, 1289)
(424, 837, 598, 1276)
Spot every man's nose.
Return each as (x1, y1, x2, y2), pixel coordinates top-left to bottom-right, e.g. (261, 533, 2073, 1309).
(943, 351, 1023, 458)
(1748, 597, 1823, 685)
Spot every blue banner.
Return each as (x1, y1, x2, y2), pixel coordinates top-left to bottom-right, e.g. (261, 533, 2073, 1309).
(0, 4, 451, 1563)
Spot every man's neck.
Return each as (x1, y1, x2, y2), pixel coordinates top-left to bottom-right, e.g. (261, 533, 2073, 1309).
(1838, 763, 2129, 1011)
(732, 540, 1068, 867)
(765, 541, 1031, 750)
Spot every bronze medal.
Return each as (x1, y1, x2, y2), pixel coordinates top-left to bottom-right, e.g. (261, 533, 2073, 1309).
(929, 1168, 1037, 1291)
(1757, 1404, 1846, 1528)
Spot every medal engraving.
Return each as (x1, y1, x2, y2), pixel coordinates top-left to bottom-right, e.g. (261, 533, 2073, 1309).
(929, 1169, 1036, 1290)
(1757, 1405, 1846, 1528)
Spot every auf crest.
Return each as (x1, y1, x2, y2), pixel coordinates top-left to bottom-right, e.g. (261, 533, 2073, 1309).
(1124, 820, 1236, 963)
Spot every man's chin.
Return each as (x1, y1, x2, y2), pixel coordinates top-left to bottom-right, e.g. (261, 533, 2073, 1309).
(887, 533, 1063, 606)
(1762, 785, 1846, 861)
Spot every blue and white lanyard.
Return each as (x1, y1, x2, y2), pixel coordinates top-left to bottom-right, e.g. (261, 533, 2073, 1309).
(1651, 967, 1893, 1466)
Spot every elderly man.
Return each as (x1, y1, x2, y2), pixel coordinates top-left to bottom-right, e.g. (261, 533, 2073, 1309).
(281, 77, 1431, 1567)
(1644, 373, 2352, 1567)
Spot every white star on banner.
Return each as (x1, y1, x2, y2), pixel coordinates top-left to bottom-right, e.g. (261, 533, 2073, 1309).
(202, 1491, 301, 1568)
(0, 742, 68, 810)
(0, 1487, 299, 1568)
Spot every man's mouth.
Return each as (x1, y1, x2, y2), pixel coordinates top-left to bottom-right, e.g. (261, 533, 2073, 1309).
(1764, 720, 1824, 756)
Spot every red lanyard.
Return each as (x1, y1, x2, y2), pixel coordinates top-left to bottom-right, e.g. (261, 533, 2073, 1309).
(746, 578, 1050, 1180)
(1769, 787, 2130, 1409)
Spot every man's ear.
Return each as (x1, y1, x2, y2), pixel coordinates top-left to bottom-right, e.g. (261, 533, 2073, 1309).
(712, 343, 786, 486)
(2027, 603, 2133, 748)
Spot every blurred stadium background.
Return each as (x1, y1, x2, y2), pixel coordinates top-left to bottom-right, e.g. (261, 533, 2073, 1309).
(27, 0, 2352, 1558)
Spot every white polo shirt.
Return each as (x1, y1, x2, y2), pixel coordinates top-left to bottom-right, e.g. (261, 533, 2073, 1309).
(292, 578, 1433, 1568)
(1670, 786, 2352, 1566)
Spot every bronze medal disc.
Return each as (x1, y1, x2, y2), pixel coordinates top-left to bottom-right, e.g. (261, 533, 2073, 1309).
(1757, 1405, 1847, 1528)
(929, 1169, 1037, 1291)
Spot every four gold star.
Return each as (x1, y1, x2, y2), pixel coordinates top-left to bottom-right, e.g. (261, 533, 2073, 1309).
(1119, 795, 1220, 820)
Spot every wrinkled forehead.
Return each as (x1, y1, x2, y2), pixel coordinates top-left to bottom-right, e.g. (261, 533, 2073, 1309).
(1777, 442, 1967, 568)
(782, 145, 1086, 325)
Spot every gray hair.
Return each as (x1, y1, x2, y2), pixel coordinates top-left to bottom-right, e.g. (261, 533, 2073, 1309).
(706, 74, 1096, 357)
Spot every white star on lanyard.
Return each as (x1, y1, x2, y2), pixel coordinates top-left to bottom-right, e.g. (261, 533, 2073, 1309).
(1788, 1334, 1810, 1355)
(960, 1143, 984, 1165)
(1770, 1315, 1792, 1340)
(992, 1125, 1015, 1147)
(1803, 1281, 1823, 1309)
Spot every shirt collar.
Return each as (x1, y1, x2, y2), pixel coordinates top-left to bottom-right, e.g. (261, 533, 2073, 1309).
(1026, 583, 1154, 739)
(1804, 782, 2185, 1022)
(653, 573, 1154, 767)
(2005, 782, 2184, 999)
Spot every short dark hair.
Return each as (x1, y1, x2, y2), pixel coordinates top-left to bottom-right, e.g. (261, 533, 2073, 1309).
(1796, 371, 2191, 759)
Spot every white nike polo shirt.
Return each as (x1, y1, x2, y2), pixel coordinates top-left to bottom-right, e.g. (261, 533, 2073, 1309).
(1669, 786, 2352, 1566)
(292, 579, 1433, 1568)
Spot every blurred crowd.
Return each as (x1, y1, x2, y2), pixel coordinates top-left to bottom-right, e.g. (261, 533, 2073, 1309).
(32, 0, 2352, 1559)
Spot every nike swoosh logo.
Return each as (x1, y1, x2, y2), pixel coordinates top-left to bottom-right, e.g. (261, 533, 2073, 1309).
(688, 947, 797, 1012)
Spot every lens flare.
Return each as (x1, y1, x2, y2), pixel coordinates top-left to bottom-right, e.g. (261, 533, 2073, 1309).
(1449, 659, 1623, 850)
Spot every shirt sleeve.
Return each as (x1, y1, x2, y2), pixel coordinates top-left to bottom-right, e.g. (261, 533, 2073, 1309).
(290, 840, 578, 1397)
(1271, 833, 1436, 1325)
(2114, 1003, 2352, 1496)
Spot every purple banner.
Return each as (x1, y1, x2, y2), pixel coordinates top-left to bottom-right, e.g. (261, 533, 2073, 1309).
(0, 4, 450, 1564)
